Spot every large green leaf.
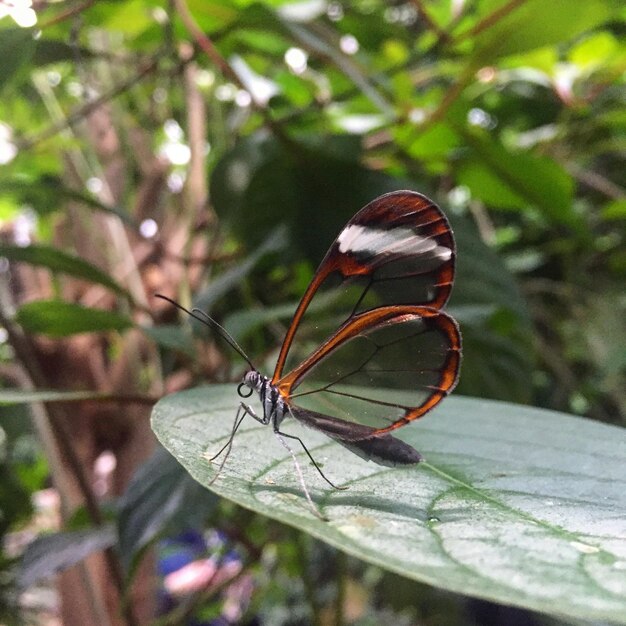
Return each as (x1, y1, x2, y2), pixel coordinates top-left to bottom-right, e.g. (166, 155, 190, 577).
(152, 386, 626, 623)
(16, 300, 133, 337)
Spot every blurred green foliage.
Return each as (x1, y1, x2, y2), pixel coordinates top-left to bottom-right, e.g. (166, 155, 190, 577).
(0, 0, 624, 623)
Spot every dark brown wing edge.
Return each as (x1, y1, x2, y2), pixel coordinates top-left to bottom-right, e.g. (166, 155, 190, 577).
(272, 190, 455, 383)
(289, 405, 422, 467)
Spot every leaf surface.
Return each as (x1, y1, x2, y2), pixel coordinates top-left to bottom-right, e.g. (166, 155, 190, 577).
(468, 0, 616, 60)
(152, 386, 626, 622)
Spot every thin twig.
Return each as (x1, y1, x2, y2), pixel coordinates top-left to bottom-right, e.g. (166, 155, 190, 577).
(183, 49, 209, 215)
(0, 389, 159, 406)
(567, 165, 626, 200)
(172, 0, 293, 146)
(173, 0, 240, 88)
(455, 0, 528, 43)
(17, 58, 159, 151)
(18, 52, 193, 153)
(410, 0, 451, 44)
(36, 0, 95, 28)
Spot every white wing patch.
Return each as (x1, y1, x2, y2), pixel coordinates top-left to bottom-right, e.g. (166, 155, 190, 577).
(337, 224, 452, 261)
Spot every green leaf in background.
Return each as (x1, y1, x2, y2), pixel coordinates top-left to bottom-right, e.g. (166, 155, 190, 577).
(0, 458, 32, 535)
(469, 0, 616, 61)
(117, 446, 218, 574)
(0, 28, 35, 93)
(602, 199, 626, 220)
(99, 0, 155, 38)
(140, 324, 196, 357)
(0, 175, 135, 225)
(455, 127, 576, 225)
(449, 213, 534, 401)
(152, 386, 626, 623)
(32, 40, 94, 66)
(184, 0, 239, 34)
(456, 160, 528, 210)
(568, 31, 620, 69)
(15, 301, 133, 337)
(0, 244, 131, 299)
(17, 525, 116, 589)
(0, 389, 117, 405)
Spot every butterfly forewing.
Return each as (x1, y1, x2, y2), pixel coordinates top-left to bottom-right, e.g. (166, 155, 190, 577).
(272, 191, 456, 383)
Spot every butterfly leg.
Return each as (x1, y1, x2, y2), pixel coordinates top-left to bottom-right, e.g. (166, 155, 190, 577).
(208, 403, 249, 462)
(273, 430, 328, 521)
(208, 404, 248, 485)
(239, 402, 269, 425)
(275, 426, 348, 492)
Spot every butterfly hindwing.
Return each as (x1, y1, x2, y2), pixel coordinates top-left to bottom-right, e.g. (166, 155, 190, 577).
(288, 405, 422, 466)
(278, 305, 461, 435)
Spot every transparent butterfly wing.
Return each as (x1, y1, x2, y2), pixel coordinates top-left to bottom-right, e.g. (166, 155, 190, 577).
(279, 305, 461, 435)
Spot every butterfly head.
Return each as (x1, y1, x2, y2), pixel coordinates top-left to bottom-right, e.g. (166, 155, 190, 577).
(238, 370, 264, 399)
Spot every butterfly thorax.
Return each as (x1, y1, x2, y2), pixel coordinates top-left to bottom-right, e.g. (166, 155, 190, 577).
(241, 370, 287, 428)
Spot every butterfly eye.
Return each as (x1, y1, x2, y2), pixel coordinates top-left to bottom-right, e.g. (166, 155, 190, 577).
(237, 382, 254, 398)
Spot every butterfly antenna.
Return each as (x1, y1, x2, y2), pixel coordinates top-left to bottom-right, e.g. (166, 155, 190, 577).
(155, 294, 255, 369)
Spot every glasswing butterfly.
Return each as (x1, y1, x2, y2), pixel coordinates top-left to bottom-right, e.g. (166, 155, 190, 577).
(159, 190, 461, 519)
